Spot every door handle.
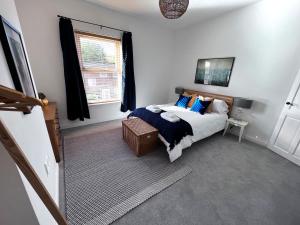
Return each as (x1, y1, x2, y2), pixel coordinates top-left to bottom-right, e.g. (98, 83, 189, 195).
(286, 102, 294, 106)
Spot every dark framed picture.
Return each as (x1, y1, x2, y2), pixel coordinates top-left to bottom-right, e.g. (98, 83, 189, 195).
(0, 15, 36, 97)
(195, 57, 235, 87)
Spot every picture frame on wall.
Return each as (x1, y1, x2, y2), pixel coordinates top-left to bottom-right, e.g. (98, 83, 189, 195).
(195, 57, 235, 87)
(0, 15, 36, 98)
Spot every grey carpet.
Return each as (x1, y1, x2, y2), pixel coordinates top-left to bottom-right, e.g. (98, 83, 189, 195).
(63, 127, 191, 225)
(62, 121, 300, 225)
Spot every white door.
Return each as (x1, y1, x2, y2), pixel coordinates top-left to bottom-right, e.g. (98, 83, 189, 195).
(268, 69, 300, 166)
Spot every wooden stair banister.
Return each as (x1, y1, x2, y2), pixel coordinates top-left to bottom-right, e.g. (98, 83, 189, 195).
(0, 85, 43, 112)
(0, 85, 68, 225)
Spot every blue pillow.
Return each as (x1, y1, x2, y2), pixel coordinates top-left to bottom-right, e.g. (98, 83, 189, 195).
(175, 95, 191, 108)
(190, 98, 211, 114)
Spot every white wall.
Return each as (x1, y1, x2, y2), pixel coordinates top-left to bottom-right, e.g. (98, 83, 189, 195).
(14, 0, 300, 145)
(0, 145, 39, 225)
(0, 0, 59, 224)
(169, 0, 300, 145)
(15, 0, 175, 129)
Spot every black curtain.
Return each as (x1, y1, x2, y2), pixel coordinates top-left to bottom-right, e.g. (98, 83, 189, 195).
(121, 32, 136, 112)
(59, 18, 90, 121)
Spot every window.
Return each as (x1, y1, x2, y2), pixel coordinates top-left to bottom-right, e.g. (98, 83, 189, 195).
(75, 31, 122, 104)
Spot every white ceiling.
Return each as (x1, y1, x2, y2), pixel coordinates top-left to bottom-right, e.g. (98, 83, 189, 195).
(85, 0, 261, 29)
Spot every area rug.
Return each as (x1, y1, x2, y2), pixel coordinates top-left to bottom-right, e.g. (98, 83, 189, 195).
(63, 127, 192, 225)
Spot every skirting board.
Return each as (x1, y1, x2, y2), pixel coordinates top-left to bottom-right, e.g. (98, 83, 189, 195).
(60, 115, 128, 130)
(243, 134, 268, 146)
(228, 130, 268, 146)
(267, 146, 300, 166)
(230, 129, 300, 166)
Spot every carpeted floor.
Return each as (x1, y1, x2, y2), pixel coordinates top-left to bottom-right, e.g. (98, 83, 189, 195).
(63, 127, 191, 225)
(61, 120, 300, 225)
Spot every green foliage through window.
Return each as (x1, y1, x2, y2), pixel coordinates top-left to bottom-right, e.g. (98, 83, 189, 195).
(80, 37, 115, 68)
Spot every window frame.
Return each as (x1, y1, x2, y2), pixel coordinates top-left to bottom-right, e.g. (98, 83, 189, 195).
(74, 30, 122, 106)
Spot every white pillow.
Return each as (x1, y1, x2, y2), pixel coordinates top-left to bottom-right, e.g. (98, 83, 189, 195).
(212, 99, 229, 114)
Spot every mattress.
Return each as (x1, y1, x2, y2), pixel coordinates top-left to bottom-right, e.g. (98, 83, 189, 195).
(158, 104, 228, 162)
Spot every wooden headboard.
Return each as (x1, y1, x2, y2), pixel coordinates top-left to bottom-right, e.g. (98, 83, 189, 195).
(183, 89, 234, 114)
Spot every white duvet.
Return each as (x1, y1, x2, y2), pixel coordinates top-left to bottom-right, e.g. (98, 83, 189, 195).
(158, 104, 228, 162)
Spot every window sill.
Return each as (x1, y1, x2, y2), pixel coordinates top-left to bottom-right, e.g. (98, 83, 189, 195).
(88, 100, 121, 107)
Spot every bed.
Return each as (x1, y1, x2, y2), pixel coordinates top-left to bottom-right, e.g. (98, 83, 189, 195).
(129, 89, 234, 162)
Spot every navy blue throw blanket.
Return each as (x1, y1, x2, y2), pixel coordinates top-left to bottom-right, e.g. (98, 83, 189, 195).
(128, 108, 193, 150)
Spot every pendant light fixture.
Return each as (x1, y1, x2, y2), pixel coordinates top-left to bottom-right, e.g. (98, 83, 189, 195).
(159, 0, 189, 19)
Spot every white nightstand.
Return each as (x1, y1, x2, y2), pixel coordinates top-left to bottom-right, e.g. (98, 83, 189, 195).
(223, 118, 249, 142)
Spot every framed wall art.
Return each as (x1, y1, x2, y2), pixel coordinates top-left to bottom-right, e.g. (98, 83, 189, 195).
(195, 57, 235, 87)
(0, 15, 36, 98)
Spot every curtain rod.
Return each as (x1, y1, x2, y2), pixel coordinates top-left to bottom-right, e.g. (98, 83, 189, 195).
(57, 15, 129, 33)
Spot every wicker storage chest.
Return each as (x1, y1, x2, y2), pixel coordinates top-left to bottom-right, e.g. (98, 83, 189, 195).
(122, 118, 158, 156)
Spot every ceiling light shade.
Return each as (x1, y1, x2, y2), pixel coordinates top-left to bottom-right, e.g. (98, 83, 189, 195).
(159, 0, 189, 19)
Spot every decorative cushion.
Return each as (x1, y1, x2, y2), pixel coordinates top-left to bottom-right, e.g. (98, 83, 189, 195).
(190, 98, 212, 114)
(175, 95, 191, 108)
(188, 94, 198, 108)
(212, 99, 229, 114)
(206, 100, 214, 113)
(201, 97, 214, 113)
(183, 92, 201, 108)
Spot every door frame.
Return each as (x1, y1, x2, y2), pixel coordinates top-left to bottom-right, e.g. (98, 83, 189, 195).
(268, 69, 300, 166)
